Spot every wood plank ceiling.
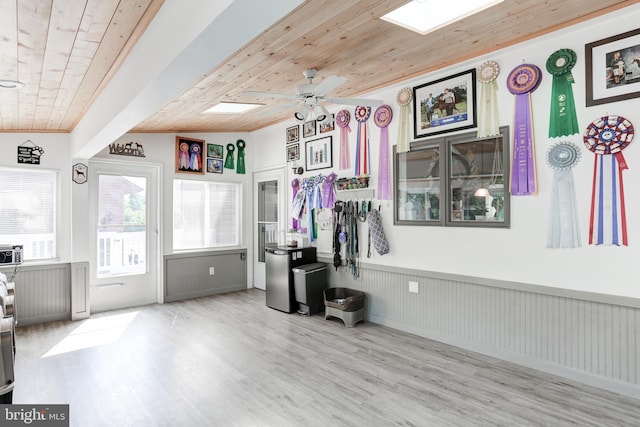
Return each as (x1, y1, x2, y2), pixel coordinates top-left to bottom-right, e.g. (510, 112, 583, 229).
(0, 0, 636, 134)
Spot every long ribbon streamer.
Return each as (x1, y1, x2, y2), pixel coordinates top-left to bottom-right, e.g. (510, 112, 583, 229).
(396, 88, 412, 153)
(374, 105, 393, 200)
(336, 110, 351, 170)
(236, 139, 246, 174)
(507, 64, 542, 196)
(546, 49, 579, 138)
(584, 115, 633, 246)
(477, 61, 500, 138)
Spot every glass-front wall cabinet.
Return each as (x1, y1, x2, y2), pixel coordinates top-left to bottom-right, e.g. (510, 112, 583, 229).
(394, 126, 510, 228)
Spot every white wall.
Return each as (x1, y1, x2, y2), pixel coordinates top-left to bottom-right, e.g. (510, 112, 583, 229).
(252, 5, 640, 299)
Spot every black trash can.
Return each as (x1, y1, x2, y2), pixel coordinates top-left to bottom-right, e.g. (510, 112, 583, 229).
(292, 263, 327, 315)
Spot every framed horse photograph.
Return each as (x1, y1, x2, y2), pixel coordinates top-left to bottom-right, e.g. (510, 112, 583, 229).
(413, 69, 477, 139)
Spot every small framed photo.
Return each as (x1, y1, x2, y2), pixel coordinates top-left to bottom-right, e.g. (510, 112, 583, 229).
(305, 136, 333, 171)
(176, 136, 205, 174)
(286, 125, 299, 143)
(303, 120, 316, 138)
(207, 143, 223, 159)
(586, 28, 640, 106)
(319, 114, 335, 133)
(413, 69, 477, 139)
(207, 158, 223, 174)
(287, 143, 300, 162)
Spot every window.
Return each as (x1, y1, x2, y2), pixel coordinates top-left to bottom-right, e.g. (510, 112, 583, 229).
(394, 127, 510, 228)
(0, 167, 59, 260)
(173, 179, 240, 250)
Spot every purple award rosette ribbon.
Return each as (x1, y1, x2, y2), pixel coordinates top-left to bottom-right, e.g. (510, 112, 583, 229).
(507, 64, 542, 195)
(291, 178, 300, 230)
(396, 88, 412, 153)
(354, 106, 371, 176)
(374, 105, 393, 200)
(336, 109, 351, 170)
(583, 115, 633, 246)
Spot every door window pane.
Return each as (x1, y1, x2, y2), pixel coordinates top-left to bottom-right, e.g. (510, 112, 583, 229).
(97, 175, 147, 277)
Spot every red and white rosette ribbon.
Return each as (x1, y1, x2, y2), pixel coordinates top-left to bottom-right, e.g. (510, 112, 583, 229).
(507, 63, 542, 196)
(374, 105, 393, 200)
(354, 106, 371, 176)
(583, 115, 634, 246)
(336, 109, 351, 170)
(396, 88, 412, 153)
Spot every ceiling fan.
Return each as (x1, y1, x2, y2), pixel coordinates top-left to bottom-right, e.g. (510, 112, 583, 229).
(244, 68, 383, 123)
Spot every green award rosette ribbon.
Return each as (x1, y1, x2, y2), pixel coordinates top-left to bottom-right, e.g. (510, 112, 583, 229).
(236, 139, 246, 174)
(546, 48, 579, 138)
(477, 60, 500, 138)
(224, 143, 235, 169)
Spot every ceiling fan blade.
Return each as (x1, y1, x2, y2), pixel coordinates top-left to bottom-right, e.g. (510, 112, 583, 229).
(324, 96, 384, 107)
(255, 102, 300, 117)
(244, 90, 297, 100)
(313, 75, 347, 96)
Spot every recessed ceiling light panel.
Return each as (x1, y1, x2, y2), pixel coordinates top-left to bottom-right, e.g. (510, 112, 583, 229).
(381, 0, 504, 36)
(203, 102, 262, 114)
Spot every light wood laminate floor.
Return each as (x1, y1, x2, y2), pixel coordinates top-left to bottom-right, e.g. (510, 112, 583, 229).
(13, 289, 640, 426)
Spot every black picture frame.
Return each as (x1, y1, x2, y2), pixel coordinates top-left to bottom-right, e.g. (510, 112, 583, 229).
(305, 136, 332, 171)
(303, 120, 316, 138)
(286, 125, 299, 143)
(413, 69, 477, 139)
(207, 143, 223, 159)
(287, 143, 300, 162)
(585, 28, 640, 106)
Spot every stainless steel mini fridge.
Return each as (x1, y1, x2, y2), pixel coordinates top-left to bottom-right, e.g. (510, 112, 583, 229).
(265, 246, 317, 313)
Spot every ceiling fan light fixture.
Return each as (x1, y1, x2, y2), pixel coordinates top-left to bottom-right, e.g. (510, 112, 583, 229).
(294, 108, 307, 122)
(0, 80, 25, 89)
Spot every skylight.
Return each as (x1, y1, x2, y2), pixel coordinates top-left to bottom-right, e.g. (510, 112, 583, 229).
(381, 0, 504, 36)
(203, 102, 262, 114)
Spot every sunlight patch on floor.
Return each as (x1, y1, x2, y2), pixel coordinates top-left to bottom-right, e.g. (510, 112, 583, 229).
(42, 311, 139, 358)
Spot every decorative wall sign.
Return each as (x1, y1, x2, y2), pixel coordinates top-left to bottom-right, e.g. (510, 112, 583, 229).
(17, 140, 44, 164)
(72, 163, 88, 184)
(584, 115, 633, 246)
(108, 141, 145, 157)
(175, 136, 205, 174)
(586, 28, 640, 106)
(413, 69, 477, 139)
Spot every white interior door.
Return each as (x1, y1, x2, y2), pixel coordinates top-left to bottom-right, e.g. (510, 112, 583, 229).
(89, 160, 160, 312)
(253, 168, 285, 290)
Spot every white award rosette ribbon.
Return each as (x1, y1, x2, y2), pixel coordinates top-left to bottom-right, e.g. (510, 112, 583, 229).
(546, 141, 581, 248)
(477, 60, 500, 138)
(396, 88, 412, 153)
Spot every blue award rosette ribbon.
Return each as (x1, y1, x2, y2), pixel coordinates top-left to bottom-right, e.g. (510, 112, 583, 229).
(547, 141, 581, 248)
